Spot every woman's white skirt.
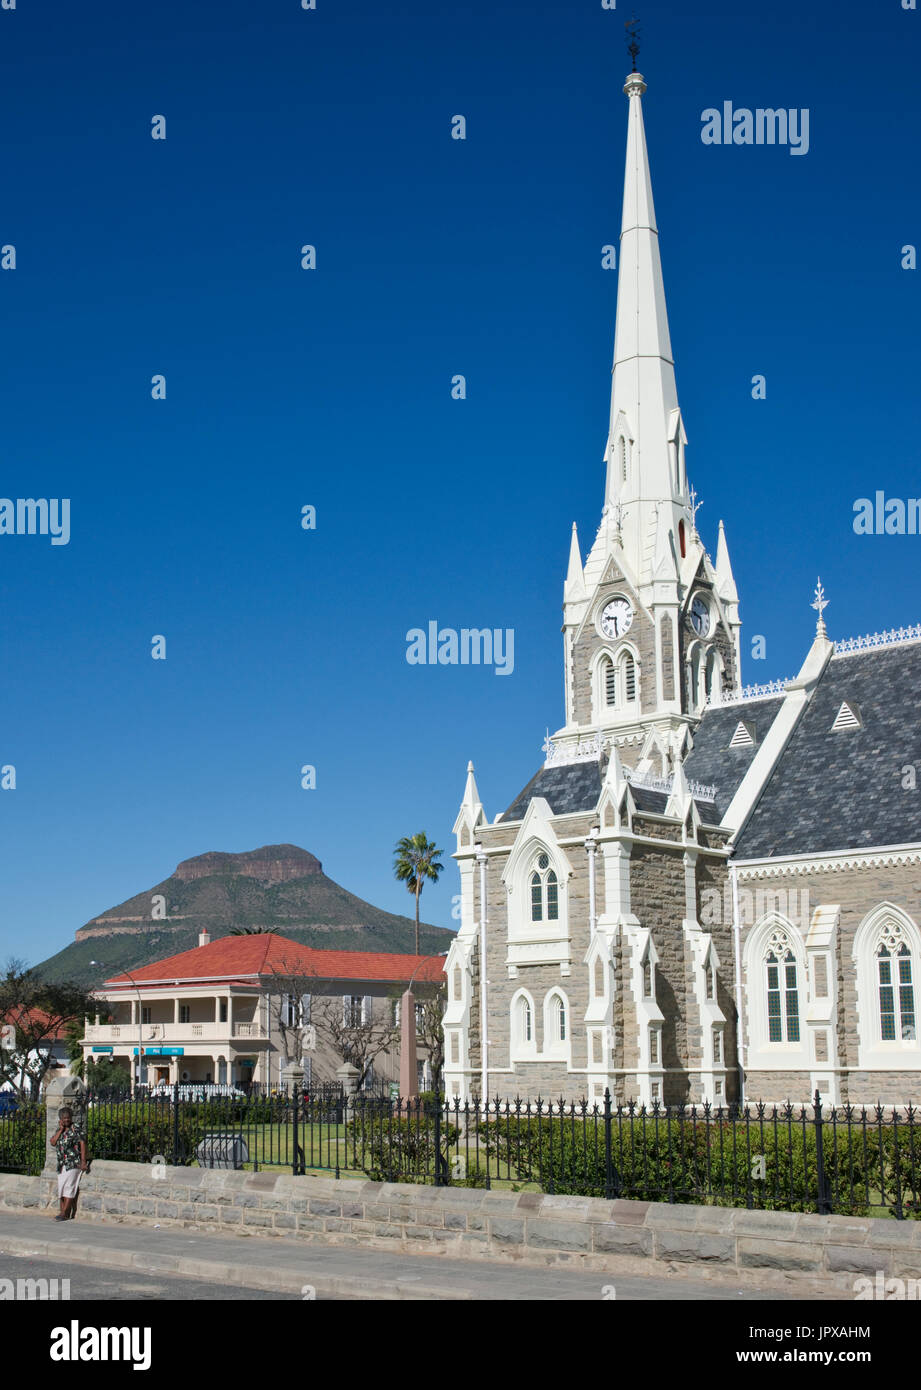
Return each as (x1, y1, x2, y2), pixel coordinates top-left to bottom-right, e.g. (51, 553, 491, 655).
(57, 1167, 82, 1198)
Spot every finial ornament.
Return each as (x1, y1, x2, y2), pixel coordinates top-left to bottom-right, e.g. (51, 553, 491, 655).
(625, 17, 641, 72)
(812, 577, 829, 636)
(688, 484, 704, 537)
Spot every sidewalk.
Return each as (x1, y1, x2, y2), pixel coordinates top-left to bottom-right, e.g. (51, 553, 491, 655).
(0, 1210, 819, 1301)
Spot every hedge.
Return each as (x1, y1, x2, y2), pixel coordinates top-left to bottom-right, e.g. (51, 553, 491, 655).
(473, 1114, 921, 1216)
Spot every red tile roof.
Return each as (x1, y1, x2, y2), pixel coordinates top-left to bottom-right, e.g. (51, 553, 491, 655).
(104, 933, 447, 989)
(1, 1007, 71, 1042)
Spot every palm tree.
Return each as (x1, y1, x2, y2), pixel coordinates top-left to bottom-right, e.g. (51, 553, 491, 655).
(228, 926, 279, 936)
(393, 833, 443, 956)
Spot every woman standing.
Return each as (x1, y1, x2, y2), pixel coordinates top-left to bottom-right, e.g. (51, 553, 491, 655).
(50, 1107, 87, 1221)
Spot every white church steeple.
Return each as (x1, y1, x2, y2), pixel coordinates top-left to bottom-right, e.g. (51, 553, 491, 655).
(602, 69, 689, 584)
(554, 69, 742, 765)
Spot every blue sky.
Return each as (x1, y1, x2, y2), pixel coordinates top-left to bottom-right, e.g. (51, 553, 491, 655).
(1, 0, 919, 962)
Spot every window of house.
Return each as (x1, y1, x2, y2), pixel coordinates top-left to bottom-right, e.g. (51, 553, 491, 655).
(344, 995, 365, 1027)
(642, 957, 653, 998)
(179, 1004, 190, 1024)
(219, 999, 228, 1023)
(141, 1007, 151, 1025)
(520, 997, 532, 1044)
(766, 949, 800, 1042)
(649, 1029, 659, 1064)
(878, 944, 916, 1041)
(713, 1028, 722, 1064)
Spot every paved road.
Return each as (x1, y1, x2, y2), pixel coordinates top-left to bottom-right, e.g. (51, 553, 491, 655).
(0, 1253, 303, 1300)
(0, 1211, 831, 1301)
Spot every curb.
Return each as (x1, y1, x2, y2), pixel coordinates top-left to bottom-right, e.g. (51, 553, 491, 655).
(0, 1232, 473, 1301)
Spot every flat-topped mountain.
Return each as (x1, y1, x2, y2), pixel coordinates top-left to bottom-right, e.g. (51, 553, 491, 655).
(173, 845, 323, 884)
(34, 844, 453, 989)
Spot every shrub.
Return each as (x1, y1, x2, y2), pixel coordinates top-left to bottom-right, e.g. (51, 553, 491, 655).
(474, 1113, 889, 1215)
(347, 1113, 459, 1185)
(0, 1106, 44, 1176)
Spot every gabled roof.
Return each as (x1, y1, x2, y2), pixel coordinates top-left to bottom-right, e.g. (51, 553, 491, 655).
(104, 933, 446, 989)
(735, 644, 921, 859)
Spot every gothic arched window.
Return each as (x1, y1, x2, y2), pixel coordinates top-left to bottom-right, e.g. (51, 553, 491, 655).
(766, 948, 800, 1042)
(553, 994, 567, 1043)
(529, 854, 558, 922)
(878, 940, 916, 1041)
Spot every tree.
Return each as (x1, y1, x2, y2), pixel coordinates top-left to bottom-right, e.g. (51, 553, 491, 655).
(228, 926, 279, 936)
(0, 961, 97, 1098)
(262, 960, 318, 1067)
(393, 833, 443, 956)
(415, 984, 447, 1092)
(310, 994, 397, 1091)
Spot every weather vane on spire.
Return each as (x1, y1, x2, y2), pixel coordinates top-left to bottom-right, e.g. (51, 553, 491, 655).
(625, 17, 641, 73)
(812, 577, 829, 636)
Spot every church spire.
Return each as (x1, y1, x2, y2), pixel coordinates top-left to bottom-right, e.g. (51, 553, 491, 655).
(604, 70, 688, 581)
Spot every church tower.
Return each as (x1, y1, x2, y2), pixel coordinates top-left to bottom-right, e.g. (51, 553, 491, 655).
(554, 71, 742, 776)
(443, 68, 742, 1111)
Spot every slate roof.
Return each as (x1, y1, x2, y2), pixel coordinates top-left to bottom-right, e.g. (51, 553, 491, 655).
(105, 934, 446, 989)
(683, 697, 785, 821)
(502, 763, 700, 822)
(734, 644, 921, 860)
(503, 762, 605, 821)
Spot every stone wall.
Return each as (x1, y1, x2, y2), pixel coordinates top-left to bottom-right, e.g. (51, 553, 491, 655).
(2, 1162, 919, 1290)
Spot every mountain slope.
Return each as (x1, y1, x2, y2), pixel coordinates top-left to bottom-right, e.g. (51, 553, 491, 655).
(34, 844, 454, 989)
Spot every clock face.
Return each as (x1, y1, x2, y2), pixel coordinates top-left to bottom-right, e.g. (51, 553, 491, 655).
(600, 597, 633, 639)
(690, 595, 710, 637)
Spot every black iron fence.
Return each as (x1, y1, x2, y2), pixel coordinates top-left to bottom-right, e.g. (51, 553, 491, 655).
(0, 1100, 44, 1175)
(6, 1085, 919, 1218)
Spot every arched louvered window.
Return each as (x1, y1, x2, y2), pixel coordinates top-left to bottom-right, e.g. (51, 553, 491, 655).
(623, 652, 637, 703)
(604, 658, 617, 707)
(618, 436, 627, 483)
